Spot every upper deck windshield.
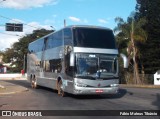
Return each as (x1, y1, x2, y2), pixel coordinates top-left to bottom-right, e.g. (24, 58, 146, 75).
(73, 27, 116, 49)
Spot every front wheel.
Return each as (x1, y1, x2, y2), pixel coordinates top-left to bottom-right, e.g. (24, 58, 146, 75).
(57, 80, 65, 97)
(31, 76, 38, 89)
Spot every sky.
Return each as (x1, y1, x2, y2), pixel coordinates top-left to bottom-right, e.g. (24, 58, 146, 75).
(0, 0, 136, 51)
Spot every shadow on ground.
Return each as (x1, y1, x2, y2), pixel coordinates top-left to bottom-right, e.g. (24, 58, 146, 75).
(3, 80, 127, 99)
(152, 93, 160, 110)
(2, 80, 30, 89)
(68, 88, 127, 100)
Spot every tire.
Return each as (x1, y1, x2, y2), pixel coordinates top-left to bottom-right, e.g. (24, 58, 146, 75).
(31, 76, 38, 89)
(57, 80, 65, 97)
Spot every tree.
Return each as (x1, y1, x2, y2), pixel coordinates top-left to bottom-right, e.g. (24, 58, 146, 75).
(0, 51, 4, 64)
(135, 0, 160, 74)
(3, 48, 15, 63)
(3, 29, 53, 72)
(114, 16, 147, 84)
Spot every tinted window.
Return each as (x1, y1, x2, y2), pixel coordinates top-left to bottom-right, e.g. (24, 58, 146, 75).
(73, 28, 116, 49)
(46, 30, 63, 49)
(64, 28, 74, 76)
(64, 28, 72, 46)
(28, 39, 44, 53)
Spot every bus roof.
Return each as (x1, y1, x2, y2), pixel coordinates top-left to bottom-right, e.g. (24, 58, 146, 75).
(29, 25, 112, 45)
(65, 25, 112, 31)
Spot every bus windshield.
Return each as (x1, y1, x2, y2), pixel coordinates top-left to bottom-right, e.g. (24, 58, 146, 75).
(75, 53, 117, 79)
(73, 28, 116, 49)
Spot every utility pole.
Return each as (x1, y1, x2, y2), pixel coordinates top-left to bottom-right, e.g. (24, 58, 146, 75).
(23, 55, 25, 72)
(64, 19, 66, 27)
(20, 54, 26, 76)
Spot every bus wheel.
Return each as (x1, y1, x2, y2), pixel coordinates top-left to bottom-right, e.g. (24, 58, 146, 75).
(31, 76, 38, 89)
(57, 80, 65, 97)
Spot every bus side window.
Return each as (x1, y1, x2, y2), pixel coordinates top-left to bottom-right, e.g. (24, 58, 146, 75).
(64, 28, 73, 76)
(49, 59, 62, 73)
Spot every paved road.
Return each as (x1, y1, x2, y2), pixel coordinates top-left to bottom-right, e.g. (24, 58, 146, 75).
(0, 80, 160, 119)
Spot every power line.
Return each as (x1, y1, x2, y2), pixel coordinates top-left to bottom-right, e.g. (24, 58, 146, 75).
(0, 31, 22, 37)
(0, 15, 39, 29)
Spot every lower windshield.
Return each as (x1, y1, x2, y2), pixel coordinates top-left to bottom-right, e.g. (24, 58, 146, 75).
(76, 53, 117, 79)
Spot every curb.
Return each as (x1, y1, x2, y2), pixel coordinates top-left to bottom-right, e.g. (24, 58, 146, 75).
(0, 78, 27, 80)
(120, 84, 160, 89)
(0, 79, 28, 95)
(0, 88, 29, 95)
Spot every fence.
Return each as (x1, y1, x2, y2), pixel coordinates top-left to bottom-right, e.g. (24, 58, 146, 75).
(119, 71, 154, 84)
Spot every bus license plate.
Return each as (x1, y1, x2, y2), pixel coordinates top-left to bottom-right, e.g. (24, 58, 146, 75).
(95, 89, 103, 93)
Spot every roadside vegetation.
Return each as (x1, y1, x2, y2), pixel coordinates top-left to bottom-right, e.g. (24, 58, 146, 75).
(115, 0, 160, 84)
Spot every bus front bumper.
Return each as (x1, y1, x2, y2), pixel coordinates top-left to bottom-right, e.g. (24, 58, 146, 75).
(73, 85, 119, 95)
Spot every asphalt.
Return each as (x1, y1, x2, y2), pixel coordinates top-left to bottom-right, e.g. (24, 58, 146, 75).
(0, 79, 29, 95)
(0, 79, 160, 95)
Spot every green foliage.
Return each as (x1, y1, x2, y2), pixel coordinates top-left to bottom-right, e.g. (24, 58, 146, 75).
(115, 0, 160, 84)
(114, 16, 147, 57)
(114, 10, 148, 84)
(136, 0, 160, 74)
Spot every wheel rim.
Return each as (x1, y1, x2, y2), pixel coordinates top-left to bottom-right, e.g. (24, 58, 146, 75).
(58, 80, 65, 97)
(31, 78, 37, 88)
(31, 80, 34, 88)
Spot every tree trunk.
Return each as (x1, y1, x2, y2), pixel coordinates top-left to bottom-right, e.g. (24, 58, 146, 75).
(133, 55, 141, 84)
(141, 64, 145, 84)
(131, 26, 141, 84)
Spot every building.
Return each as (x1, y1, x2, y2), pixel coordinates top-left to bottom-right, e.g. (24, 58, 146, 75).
(154, 70, 160, 85)
(0, 55, 7, 73)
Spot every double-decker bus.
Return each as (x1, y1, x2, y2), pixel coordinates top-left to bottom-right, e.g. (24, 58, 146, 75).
(27, 25, 128, 96)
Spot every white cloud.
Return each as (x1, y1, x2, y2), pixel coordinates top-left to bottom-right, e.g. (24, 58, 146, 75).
(68, 16, 81, 22)
(98, 19, 108, 24)
(0, 20, 54, 51)
(1, 0, 59, 9)
(0, 26, 4, 31)
(83, 19, 89, 23)
(0, 33, 20, 51)
(68, 17, 89, 24)
(10, 19, 24, 23)
(25, 22, 52, 34)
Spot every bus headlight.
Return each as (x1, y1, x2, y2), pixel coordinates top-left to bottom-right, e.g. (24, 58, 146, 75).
(110, 84, 119, 87)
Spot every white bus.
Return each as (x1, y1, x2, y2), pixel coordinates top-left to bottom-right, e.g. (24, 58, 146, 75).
(27, 25, 127, 96)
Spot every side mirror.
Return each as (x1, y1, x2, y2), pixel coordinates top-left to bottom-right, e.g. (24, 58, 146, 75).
(120, 53, 128, 68)
(70, 52, 75, 66)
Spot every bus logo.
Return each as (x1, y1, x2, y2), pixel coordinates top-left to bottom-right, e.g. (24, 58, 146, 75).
(98, 83, 101, 87)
